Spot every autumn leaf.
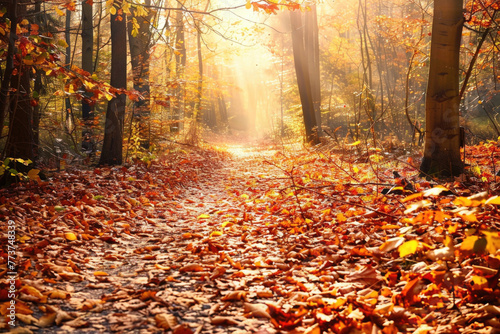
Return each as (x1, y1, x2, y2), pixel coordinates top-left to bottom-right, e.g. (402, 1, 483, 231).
(155, 313, 178, 330)
(179, 263, 204, 272)
(399, 240, 419, 257)
(243, 302, 271, 318)
(221, 290, 247, 301)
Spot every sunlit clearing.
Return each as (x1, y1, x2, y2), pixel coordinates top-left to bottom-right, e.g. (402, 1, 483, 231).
(212, 2, 283, 141)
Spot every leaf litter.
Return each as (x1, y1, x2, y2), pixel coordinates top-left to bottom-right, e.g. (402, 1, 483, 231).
(1, 141, 500, 333)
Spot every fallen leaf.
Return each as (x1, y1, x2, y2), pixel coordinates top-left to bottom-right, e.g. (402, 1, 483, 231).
(244, 302, 271, 318)
(155, 313, 178, 330)
(37, 312, 56, 328)
(221, 290, 247, 301)
(210, 316, 240, 326)
(399, 240, 419, 257)
(179, 264, 205, 272)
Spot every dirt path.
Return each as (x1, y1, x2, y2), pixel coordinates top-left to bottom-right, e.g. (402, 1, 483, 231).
(2, 143, 290, 333)
(3, 142, 500, 334)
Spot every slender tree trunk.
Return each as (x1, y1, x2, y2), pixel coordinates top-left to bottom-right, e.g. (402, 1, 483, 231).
(0, 0, 18, 149)
(195, 29, 203, 123)
(290, 10, 319, 145)
(64, 9, 73, 134)
(304, 4, 322, 137)
(99, 3, 127, 166)
(420, 0, 464, 177)
(173, 3, 186, 133)
(128, 0, 151, 148)
(82, 0, 94, 156)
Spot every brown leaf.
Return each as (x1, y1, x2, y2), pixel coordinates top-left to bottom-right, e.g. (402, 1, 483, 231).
(345, 265, 382, 286)
(78, 299, 104, 312)
(155, 313, 178, 330)
(173, 324, 194, 334)
(210, 266, 226, 280)
(16, 313, 38, 325)
(47, 289, 71, 299)
(210, 316, 240, 326)
(221, 290, 247, 301)
(55, 309, 74, 325)
(37, 312, 56, 328)
(243, 303, 271, 318)
(64, 317, 89, 328)
(179, 264, 205, 273)
(58, 272, 84, 282)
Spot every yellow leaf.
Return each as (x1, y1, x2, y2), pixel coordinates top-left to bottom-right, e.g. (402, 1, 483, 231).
(245, 0, 251, 9)
(470, 276, 488, 290)
(105, 92, 114, 101)
(353, 166, 359, 173)
(210, 231, 222, 238)
(485, 196, 500, 205)
(336, 213, 347, 223)
(64, 232, 77, 241)
(460, 235, 485, 254)
(398, 240, 419, 257)
(483, 230, 500, 254)
(349, 140, 361, 146)
(402, 192, 423, 203)
(221, 221, 233, 228)
(197, 213, 210, 219)
(57, 39, 69, 48)
(93, 271, 109, 276)
(54, 6, 65, 16)
(109, 6, 117, 15)
(240, 194, 249, 199)
(454, 197, 472, 207)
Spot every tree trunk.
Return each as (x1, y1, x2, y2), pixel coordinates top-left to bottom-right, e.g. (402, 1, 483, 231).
(304, 4, 322, 137)
(290, 10, 319, 145)
(420, 0, 464, 177)
(173, 3, 186, 133)
(99, 3, 127, 166)
(6, 66, 34, 162)
(0, 0, 18, 146)
(128, 0, 151, 148)
(82, 0, 95, 155)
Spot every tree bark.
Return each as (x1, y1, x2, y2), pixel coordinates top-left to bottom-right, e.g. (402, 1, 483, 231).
(0, 0, 18, 147)
(6, 67, 34, 162)
(305, 4, 322, 137)
(81, 0, 94, 139)
(173, 3, 186, 133)
(99, 3, 127, 166)
(128, 1, 151, 148)
(290, 10, 319, 145)
(420, 0, 464, 177)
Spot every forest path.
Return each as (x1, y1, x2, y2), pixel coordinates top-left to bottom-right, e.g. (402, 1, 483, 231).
(3, 140, 500, 334)
(3, 141, 295, 334)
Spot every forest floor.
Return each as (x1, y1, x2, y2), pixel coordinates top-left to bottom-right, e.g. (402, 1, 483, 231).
(1, 135, 500, 334)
